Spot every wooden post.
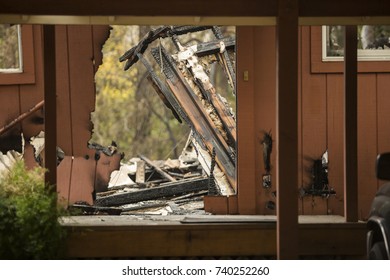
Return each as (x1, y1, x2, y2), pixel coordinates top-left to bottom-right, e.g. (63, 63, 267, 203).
(43, 25, 57, 190)
(344, 25, 358, 222)
(276, 0, 299, 259)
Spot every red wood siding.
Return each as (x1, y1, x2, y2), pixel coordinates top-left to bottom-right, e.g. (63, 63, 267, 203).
(236, 26, 390, 219)
(0, 24, 112, 205)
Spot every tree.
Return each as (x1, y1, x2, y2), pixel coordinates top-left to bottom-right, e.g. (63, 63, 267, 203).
(91, 25, 190, 160)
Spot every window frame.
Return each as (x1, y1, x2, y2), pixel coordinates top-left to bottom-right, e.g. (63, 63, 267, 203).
(0, 25, 35, 85)
(311, 26, 390, 73)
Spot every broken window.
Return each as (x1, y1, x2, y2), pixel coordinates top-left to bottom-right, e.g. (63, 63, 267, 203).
(0, 24, 22, 73)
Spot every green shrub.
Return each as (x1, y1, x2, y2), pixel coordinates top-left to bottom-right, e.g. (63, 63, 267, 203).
(0, 161, 67, 259)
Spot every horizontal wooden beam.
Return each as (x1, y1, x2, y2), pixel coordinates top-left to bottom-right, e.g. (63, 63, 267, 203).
(2, 16, 390, 27)
(64, 216, 366, 258)
(2, 0, 276, 17)
(299, 0, 390, 17)
(2, 0, 389, 18)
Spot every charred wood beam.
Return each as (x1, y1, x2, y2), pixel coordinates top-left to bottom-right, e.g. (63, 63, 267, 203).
(95, 177, 209, 207)
(212, 26, 236, 93)
(138, 53, 183, 124)
(138, 53, 207, 150)
(194, 37, 235, 57)
(175, 41, 237, 147)
(0, 100, 44, 137)
(139, 154, 177, 182)
(69, 204, 122, 215)
(171, 34, 236, 149)
(151, 46, 236, 188)
(120, 25, 213, 70)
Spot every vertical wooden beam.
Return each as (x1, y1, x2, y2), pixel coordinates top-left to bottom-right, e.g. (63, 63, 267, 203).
(276, 0, 299, 259)
(344, 25, 358, 222)
(43, 25, 57, 190)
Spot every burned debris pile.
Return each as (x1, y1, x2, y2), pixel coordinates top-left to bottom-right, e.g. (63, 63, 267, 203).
(73, 25, 237, 216)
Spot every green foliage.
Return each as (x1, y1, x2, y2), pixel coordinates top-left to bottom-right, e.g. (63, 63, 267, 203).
(92, 26, 190, 160)
(0, 161, 67, 259)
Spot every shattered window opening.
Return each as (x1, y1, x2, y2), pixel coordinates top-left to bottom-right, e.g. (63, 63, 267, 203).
(90, 25, 236, 216)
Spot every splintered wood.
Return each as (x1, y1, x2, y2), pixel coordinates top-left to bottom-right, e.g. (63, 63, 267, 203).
(89, 26, 237, 216)
(130, 26, 236, 192)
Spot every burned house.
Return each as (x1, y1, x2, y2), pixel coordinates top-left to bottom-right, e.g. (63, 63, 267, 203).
(0, 25, 121, 205)
(2, 0, 390, 259)
(1, 23, 390, 218)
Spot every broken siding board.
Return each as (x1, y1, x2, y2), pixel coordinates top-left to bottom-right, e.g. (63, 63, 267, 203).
(326, 74, 345, 216)
(57, 156, 73, 205)
(23, 141, 39, 170)
(67, 25, 96, 158)
(69, 157, 96, 205)
(95, 153, 121, 193)
(92, 26, 110, 74)
(357, 74, 378, 220)
(95, 177, 209, 207)
(301, 25, 328, 215)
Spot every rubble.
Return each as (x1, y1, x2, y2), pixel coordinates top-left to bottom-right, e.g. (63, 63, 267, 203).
(0, 150, 23, 178)
(70, 25, 237, 216)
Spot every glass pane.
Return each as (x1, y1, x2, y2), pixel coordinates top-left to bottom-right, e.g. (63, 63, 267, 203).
(323, 25, 390, 61)
(0, 24, 22, 72)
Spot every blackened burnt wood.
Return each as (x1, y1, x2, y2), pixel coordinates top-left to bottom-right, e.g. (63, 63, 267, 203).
(138, 53, 206, 150)
(194, 37, 235, 57)
(176, 43, 237, 147)
(139, 154, 177, 182)
(95, 177, 209, 207)
(120, 26, 213, 70)
(151, 46, 236, 188)
(69, 204, 122, 215)
(138, 53, 182, 123)
(212, 26, 236, 93)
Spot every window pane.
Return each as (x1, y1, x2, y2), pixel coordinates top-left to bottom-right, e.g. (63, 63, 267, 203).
(0, 24, 22, 72)
(323, 25, 390, 61)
